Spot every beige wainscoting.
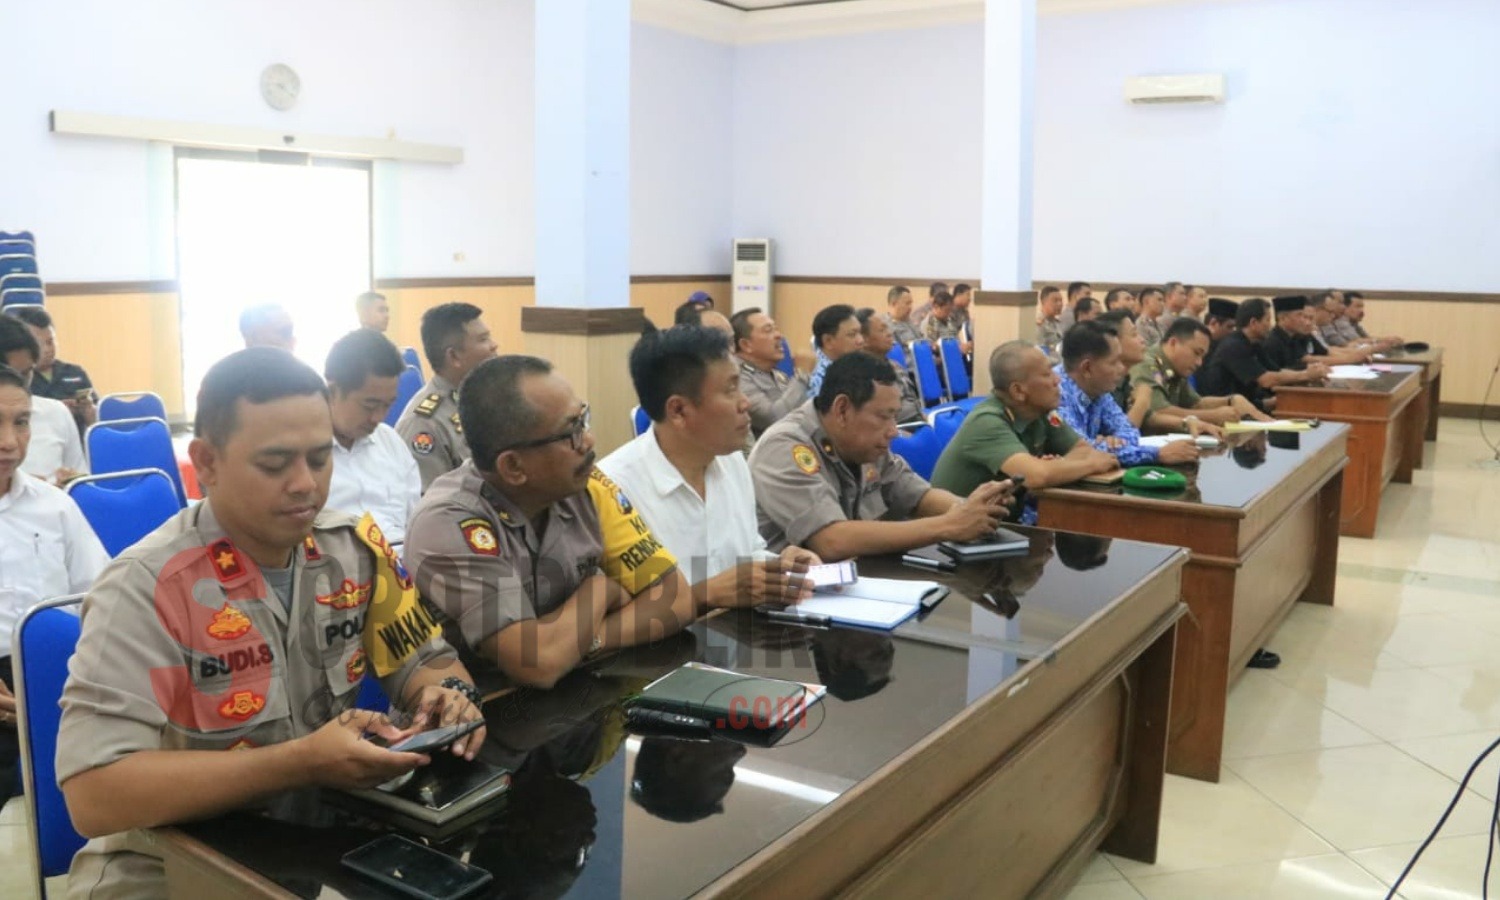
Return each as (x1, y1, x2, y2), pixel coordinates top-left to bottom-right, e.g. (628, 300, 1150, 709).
(47, 286, 185, 417)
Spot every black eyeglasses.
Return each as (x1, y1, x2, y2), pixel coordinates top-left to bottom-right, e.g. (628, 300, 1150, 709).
(501, 404, 591, 454)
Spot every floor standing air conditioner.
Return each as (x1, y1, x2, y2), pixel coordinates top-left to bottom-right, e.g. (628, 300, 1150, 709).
(731, 238, 772, 314)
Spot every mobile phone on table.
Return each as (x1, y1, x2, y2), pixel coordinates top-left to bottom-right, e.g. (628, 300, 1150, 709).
(807, 561, 857, 587)
(386, 718, 484, 754)
(341, 834, 492, 900)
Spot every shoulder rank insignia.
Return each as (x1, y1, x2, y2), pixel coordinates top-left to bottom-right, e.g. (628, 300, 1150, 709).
(792, 444, 821, 475)
(207, 539, 246, 583)
(414, 393, 441, 418)
(460, 517, 500, 556)
(302, 535, 322, 562)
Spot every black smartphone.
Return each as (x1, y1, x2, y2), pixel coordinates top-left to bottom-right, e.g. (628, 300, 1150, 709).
(386, 719, 484, 754)
(901, 544, 957, 572)
(1006, 474, 1026, 490)
(341, 834, 492, 900)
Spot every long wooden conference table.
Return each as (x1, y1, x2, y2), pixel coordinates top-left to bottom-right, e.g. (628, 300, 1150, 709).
(147, 530, 1186, 899)
(1037, 423, 1349, 782)
(1383, 346, 1444, 443)
(1274, 367, 1422, 538)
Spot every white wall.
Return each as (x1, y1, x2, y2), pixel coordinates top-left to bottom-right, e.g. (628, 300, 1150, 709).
(631, 24, 736, 275)
(0, 0, 536, 283)
(731, 24, 984, 278)
(1033, 0, 1500, 291)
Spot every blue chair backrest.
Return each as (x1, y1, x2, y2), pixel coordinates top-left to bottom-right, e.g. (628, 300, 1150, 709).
(775, 338, 795, 377)
(0, 255, 38, 278)
(0, 240, 34, 257)
(909, 341, 946, 407)
(886, 344, 910, 371)
(927, 404, 968, 447)
(631, 406, 650, 437)
(939, 338, 971, 400)
(14, 596, 87, 886)
(891, 425, 941, 480)
(385, 366, 425, 427)
(0, 230, 35, 245)
(1, 290, 44, 309)
(97, 392, 166, 423)
(85, 417, 186, 507)
(401, 346, 422, 375)
(66, 468, 180, 557)
(0, 273, 42, 293)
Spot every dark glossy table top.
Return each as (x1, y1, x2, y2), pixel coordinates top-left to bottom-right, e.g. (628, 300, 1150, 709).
(1276, 366, 1420, 395)
(172, 531, 1182, 900)
(1041, 424, 1348, 511)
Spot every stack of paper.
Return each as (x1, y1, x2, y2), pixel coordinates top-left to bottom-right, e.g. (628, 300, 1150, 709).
(1328, 365, 1380, 380)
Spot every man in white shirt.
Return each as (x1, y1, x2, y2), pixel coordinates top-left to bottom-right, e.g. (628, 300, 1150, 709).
(599, 326, 819, 609)
(323, 330, 421, 543)
(0, 363, 109, 801)
(0, 316, 86, 484)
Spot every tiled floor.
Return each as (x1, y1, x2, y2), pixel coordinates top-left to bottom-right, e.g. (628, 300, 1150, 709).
(4, 420, 1499, 898)
(1067, 418, 1500, 899)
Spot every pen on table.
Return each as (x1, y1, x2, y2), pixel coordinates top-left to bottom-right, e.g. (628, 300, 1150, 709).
(760, 607, 832, 627)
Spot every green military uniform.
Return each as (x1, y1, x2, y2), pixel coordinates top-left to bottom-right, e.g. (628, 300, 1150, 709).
(930, 396, 1081, 498)
(395, 374, 469, 491)
(1129, 349, 1201, 414)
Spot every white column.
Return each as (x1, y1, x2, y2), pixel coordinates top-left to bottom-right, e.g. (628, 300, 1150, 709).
(979, 0, 1036, 292)
(534, 0, 630, 309)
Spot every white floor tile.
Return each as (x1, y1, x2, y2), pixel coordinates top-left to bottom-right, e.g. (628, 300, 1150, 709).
(1126, 853, 1390, 900)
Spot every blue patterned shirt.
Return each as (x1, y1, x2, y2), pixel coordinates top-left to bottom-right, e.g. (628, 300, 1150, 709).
(807, 349, 833, 396)
(1054, 365, 1158, 467)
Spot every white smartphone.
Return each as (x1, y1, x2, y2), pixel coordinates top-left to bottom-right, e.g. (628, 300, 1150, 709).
(807, 561, 858, 587)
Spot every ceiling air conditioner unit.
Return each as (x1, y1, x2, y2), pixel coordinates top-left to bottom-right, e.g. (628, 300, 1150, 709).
(731, 238, 773, 315)
(1124, 74, 1225, 105)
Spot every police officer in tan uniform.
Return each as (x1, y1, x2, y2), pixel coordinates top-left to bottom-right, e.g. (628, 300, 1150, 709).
(729, 307, 810, 439)
(57, 349, 486, 898)
(396, 302, 498, 490)
(749, 353, 1014, 560)
(405, 355, 765, 692)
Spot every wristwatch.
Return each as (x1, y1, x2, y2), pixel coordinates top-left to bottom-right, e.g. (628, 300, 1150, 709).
(440, 676, 483, 708)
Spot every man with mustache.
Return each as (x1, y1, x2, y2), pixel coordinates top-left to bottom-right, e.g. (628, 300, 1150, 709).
(404, 356, 711, 690)
(751, 353, 1014, 560)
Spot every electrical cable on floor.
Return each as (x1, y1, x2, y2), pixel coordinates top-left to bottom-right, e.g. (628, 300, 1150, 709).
(1383, 733, 1500, 899)
(1479, 355, 1500, 459)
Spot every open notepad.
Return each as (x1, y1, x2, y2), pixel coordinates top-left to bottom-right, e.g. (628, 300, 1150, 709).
(779, 577, 950, 630)
(1327, 365, 1381, 380)
(1222, 419, 1317, 433)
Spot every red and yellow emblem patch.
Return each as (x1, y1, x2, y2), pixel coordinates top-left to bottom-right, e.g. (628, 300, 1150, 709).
(1047, 411, 1063, 427)
(218, 690, 266, 721)
(460, 517, 500, 556)
(791, 444, 820, 475)
(346, 649, 368, 683)
(206, 604, 252, 641)
(316, 579, 372, 610)
(411, 432, 436, 456)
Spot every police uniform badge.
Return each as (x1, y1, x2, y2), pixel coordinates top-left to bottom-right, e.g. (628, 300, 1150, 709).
(411, 432, 436, 456)
(792, 444, 820, 475)
(460, 517, 500, 556)
(450, 412, 463, 435)
(217, 690, 266, 722)
(1047, 411, 1063, 427)
(302, 535, 322, 561)
(206, 604, 252, 641)
(345, 649, 368, 683)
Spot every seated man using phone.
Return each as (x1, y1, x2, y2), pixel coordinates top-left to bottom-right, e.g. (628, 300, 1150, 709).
(58, 349, 486, 898)
(750, 353, 1016, 561)
(931, 341, 1119, 523)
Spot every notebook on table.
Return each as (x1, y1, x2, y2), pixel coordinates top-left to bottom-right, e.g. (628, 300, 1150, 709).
(938, 527, 1031, 561)
(628, 662, 828, 740)
(774, 576, 952, 629)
